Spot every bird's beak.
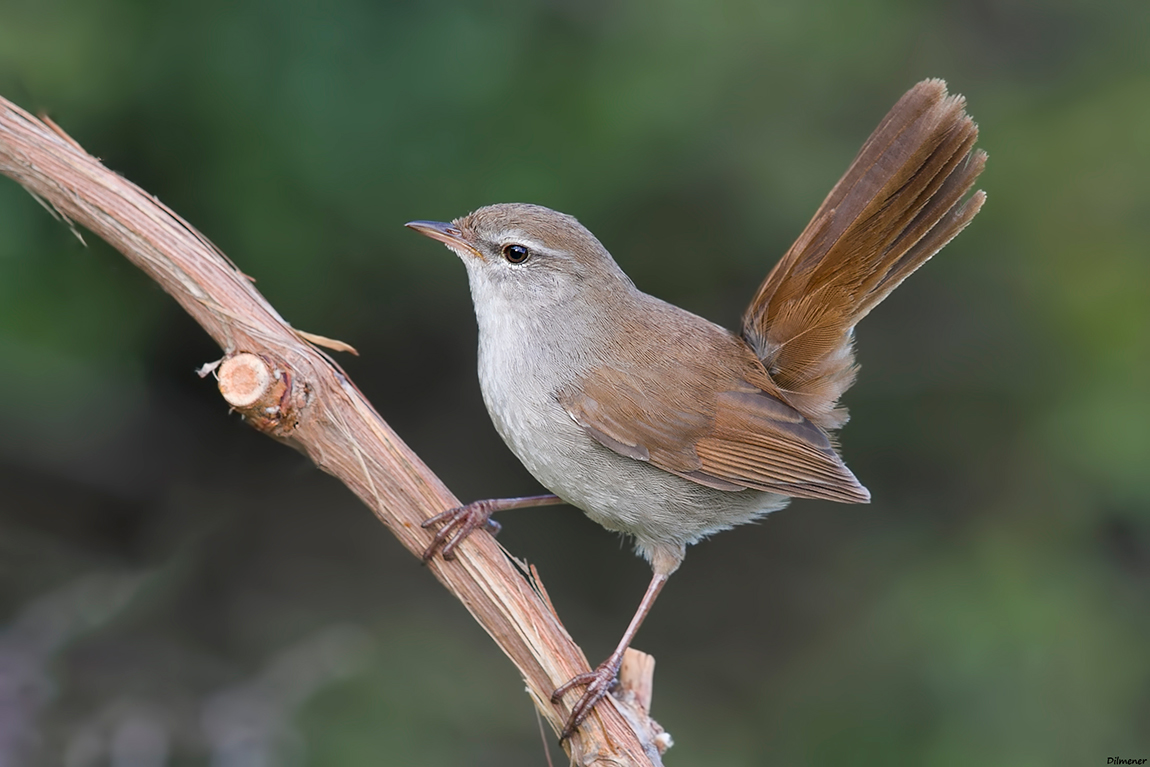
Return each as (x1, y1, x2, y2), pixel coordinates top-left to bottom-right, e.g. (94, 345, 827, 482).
(405, 220, 484, 261)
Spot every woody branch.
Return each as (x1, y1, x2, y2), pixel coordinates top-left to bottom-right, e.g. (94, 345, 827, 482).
(0, 94, 668, 767)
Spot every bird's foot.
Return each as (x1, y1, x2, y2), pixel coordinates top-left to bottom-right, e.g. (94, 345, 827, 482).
(420, 500, 502, 562)
(551, 654, 623, 741)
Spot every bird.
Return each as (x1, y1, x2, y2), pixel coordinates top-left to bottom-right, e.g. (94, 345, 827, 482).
(406, 78, 986, 742)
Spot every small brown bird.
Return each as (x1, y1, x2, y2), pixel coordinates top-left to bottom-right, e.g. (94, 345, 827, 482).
(407, 79, 985, 741)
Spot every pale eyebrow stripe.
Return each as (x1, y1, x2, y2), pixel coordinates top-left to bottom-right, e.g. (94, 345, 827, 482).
(499, 231, 561, 259)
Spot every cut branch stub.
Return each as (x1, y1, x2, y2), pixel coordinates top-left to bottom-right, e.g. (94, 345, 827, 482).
(616, 649, 672, 756)
(217, 352, 304, 438)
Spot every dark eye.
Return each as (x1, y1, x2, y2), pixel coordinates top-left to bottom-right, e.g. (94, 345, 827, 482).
(502, 243, 530, 264)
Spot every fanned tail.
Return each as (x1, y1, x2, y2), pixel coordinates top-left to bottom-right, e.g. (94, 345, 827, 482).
(742, 79, 987, 431)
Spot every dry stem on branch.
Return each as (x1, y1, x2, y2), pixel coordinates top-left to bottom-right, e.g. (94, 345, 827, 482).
(0, 95, 667, 766)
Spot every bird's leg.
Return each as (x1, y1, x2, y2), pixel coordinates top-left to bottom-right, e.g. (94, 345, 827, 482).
(551, 572, 669, 741)
(421, 494, 563, 562)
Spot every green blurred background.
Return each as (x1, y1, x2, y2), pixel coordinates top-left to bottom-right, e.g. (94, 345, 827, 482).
(1, 0, 1147, 764)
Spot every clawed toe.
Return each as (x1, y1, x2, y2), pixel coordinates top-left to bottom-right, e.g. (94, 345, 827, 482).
(420, 494, 559, 563)
(420, 500, 497, 563)
(552, 657, 622, 741)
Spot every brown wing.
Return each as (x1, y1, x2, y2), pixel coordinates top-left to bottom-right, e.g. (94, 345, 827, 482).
(557, 320, 870, 504)
(742, 79, 986, 431)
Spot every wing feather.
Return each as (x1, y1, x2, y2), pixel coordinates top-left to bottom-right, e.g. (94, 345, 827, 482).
(557, 320, 870, 504)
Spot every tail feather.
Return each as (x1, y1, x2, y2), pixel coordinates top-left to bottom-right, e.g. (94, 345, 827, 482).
(742, 79, 986, 430)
